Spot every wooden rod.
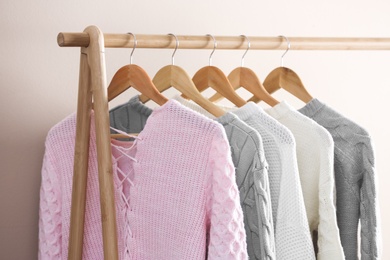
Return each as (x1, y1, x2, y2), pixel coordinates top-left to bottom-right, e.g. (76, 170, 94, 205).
(58, 32, 390, 50)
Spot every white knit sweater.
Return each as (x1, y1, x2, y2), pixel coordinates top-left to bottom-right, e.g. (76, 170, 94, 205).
(266, 101, 345, 260)
(231, 103, 315, 260)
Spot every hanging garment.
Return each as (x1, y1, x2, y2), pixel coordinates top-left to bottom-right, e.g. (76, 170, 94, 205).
(110, 96, 152, 134)
(229, 102, 315, 260)
(110, 95, 276, 260)
(299, 98, 382, 260)
(266, 101, 345, 260)
(165, 98, 314, 259)
(173, 96, 276, 260)
(39, 100, 248, 260)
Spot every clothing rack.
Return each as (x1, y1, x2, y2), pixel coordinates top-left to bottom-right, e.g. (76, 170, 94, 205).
(58, 25, 390, 260)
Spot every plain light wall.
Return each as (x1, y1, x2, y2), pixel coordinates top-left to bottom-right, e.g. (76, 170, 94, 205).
(1, 0, 389, 258)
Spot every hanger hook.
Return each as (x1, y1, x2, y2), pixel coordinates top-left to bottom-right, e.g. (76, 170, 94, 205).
(279, 35, 290, 67)
(168, 33, 179, 65)
(240, 35, 250, 67)
(127, 32, 137, 64)
(206, 34, 217, 66)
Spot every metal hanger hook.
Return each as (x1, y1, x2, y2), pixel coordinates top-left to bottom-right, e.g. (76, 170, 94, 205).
(240, 35, 250, 67)
(206, 34, 217, 66)
(279, 35, 290, 67)
(127, 32, 137, 64)
(168, 33, 179, 65)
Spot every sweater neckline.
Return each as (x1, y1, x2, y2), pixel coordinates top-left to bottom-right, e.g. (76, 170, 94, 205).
(298, 98, 325, 118)
(265, 100, 295, 119)
(173, 95, 215, 119)
(173, 95, 242, 126)
(232, 102, 262, 121)
(109, 98, 177, 143)
(129, 95, 153, 116)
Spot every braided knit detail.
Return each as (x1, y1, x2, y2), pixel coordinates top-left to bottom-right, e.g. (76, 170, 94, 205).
(38, 152, 62, 259)
(206, 126, 248, 260)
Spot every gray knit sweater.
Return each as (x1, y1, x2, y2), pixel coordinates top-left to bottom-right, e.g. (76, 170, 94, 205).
(109, 95, 276, 260)
(299, 98, 381, 260)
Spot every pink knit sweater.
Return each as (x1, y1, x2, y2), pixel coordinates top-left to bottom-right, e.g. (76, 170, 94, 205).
(38, 100, 248, 260)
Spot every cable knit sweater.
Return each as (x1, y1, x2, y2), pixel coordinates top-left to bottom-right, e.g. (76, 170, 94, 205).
(266, 101, 345, 260)
(299, 98, 382, 260)
(109, 95, 276, 260)
(38, 100, 248, 260)
(229, 102, 315, 260)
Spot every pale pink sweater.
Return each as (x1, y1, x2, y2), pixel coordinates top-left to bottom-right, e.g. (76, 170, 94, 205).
(38, 100, 248, 260)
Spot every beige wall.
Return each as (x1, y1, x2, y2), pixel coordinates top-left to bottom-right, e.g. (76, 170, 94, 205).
(1, 0, 389, 258)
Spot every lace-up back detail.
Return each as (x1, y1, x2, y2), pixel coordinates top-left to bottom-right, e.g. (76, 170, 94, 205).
(39, 100, 248, 260)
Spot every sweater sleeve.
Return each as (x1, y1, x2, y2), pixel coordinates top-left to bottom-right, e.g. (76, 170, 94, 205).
(206, 127, 248, 260)
(252, 150, 276, 260)
(317, 135, 345, 260)
(276, 143, 316, 260)
(360, 138, 382, 259)
(38, 151, 62, 259)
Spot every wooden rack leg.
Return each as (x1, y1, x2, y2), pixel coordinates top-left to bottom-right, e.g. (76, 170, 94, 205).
(68, 25, 119, 260)
(68, 50, 93, 259)
(84, 26, 119, 260)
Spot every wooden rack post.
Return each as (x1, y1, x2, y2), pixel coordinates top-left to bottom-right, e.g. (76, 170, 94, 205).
(58, 26, 390, 260)
(68, 26, 118, 260)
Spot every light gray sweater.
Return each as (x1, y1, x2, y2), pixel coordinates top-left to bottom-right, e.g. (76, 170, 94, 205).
(109, 95, 276, 260)
(299, 98, 381, 260)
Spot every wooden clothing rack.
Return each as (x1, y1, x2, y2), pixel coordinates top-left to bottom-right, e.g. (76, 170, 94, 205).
(57, 25, 390, 260)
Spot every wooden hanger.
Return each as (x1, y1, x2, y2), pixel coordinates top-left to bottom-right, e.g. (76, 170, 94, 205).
(107, 33, 168, 138)
(258, 67, 313, 103)
(250, 36, 313, 103)
(192, 34, 247, 107)
(107, 64, 168, 104)
(209, 35, 279, 106)
(139, 34, 225, 117)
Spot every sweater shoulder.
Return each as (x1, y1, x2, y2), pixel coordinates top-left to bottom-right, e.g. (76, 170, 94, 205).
(45, 113, 77, 148)
(224, 116, 263, 151)
(311, 105, 370, 140)
(303, 115, 334, 147)
(256, 112, 296, 146)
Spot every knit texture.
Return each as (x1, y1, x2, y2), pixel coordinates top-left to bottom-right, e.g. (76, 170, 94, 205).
(299, 98, 382, 260)
(38, 100, 248, 259)
(109, 96, 152, 134)
(173, 96, 276, 260)
(110, 95, 276, 260)
(266, 101, 345, 260)
(231, 102, 315, 260)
